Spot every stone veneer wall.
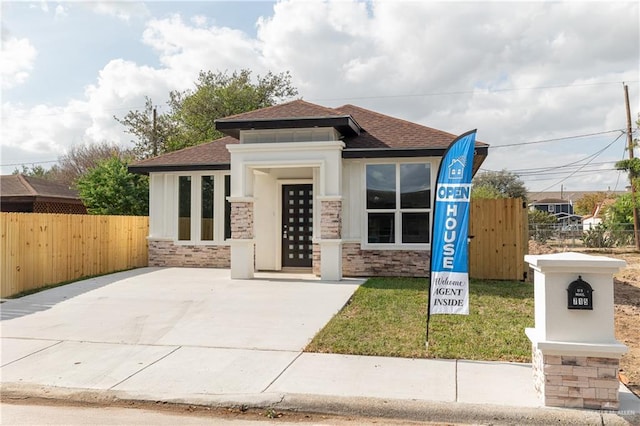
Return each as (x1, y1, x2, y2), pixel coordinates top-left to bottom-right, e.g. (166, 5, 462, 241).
(231, 201, 253, 239)
(342, 242, 429, 277)
(149, 240, 230, 268)
(320, 200, 341, 239)
(312, 243, 320, 276)
(531, 345, 621, 410)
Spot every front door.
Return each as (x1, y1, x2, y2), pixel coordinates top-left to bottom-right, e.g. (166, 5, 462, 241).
(282, 184, 313, 268)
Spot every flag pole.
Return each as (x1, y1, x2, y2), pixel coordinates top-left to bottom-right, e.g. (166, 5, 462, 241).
(426, 134, 456, 350)
(425, 129, 477, 350)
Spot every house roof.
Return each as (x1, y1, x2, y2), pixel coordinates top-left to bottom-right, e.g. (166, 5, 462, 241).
(128, 137, 238, 173)
(216, 100, 363, 138)
(129, 100, 489, 174)
(0, 174, 81, 200)
(531, 198, 570, 205)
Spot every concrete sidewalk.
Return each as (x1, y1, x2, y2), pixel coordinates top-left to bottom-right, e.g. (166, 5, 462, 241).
(1, 269, 639, 425)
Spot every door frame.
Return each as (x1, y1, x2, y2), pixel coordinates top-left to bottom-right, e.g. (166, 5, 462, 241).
(277, 179, 313, 271)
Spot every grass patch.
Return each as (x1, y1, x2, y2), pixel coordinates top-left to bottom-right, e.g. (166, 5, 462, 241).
(306, 277, 534, 362)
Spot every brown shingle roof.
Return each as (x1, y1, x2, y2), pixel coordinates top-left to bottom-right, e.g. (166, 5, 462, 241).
(130, 100, 489, 174)
(219, 99, 346, 121)
(336, 104, 487, 150)
(128, 137, 238, 173)
(1, 175, 80, 200)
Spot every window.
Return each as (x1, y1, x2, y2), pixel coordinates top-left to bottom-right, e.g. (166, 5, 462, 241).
(224, 175, 231, 239)
(366, 163, 431, 245)
(177, 173, 230, 243)
(201, 176, 214, 241)
(178, 176, 191, 241)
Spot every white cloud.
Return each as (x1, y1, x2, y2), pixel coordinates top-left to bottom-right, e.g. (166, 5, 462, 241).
(0, 36, 37, 89)
(142, 14, 262, 77)
(84, 1, 150, 22)
(54, 4, 68, 19)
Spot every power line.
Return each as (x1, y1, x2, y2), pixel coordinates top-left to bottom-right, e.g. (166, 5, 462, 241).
(509, 160, 618, 175)
(489, 129, 625, 149)
(310, 80, 640, 102)
(1, 160, 59, 167)
(528, 132, 625, 196)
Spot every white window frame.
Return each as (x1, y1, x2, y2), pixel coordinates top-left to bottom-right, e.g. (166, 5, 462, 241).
(362, 160, 434, 251)
(175, 171, 230, 245)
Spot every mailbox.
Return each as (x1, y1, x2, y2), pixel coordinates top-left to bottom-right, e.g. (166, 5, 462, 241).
(567, 276, 593, 310)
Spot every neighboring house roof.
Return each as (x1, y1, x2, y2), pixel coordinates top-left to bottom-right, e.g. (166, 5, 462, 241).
(0, 174, 81, 201)
(587, 198, 617, 219)
(129, 100, 489, 174)
(531, 198, 570, 205)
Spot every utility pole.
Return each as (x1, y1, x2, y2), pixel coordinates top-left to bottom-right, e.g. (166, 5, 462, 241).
(152, 106, 158, 157)
(624, 83, 640, 250)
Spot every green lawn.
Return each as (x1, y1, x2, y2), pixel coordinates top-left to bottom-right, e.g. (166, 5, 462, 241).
(306, 277, 534, 362)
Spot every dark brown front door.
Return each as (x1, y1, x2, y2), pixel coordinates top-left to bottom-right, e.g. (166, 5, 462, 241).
(282, 184, 313, 268)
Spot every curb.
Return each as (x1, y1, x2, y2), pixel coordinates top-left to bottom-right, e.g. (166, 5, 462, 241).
(2, 383, 637, 425)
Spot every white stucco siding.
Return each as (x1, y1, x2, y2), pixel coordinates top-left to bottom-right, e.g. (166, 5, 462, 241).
(149, 173, 176, 239)
(342, 159, 363, 241)
(254, 172, 277, 270)
(227, 141, 344, 198)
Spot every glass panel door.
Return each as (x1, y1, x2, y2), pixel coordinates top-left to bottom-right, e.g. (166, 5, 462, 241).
(282, 184, 313, 268)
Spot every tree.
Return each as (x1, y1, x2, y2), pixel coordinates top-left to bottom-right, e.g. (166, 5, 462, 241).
(471, 184, 505, 199)
(54, 142, 130, 187)
(13, 142, 130, 188)
(528, 209, 557, 243)
(12, 164, 53, 179)
(573, 192, 611, 216)
(605, 193, 637, 225)
(115, 69, 299, 159)
(76, 156, 148, 216)
(472, 170, 527, 201)
(113, 97, 179, 160)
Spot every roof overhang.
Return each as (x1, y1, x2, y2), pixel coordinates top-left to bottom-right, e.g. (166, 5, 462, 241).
(343, 145, 489, 176)
(128, 163, 230, 175)
(128, 146, 489, 176)
(215, 116, 361, 139)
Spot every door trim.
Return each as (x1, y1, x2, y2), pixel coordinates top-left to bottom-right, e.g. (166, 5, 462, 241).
(277, 179, 313, 271)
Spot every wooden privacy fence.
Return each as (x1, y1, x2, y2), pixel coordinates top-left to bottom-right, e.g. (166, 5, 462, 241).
(1, 213, 148, 298)
(469, 198, 528, 281)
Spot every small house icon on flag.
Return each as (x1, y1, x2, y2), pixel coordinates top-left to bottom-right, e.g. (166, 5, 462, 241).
(448, 157, 466, 180)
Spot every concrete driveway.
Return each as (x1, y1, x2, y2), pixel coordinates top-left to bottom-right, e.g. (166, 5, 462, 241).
(0, 268, 362, 398)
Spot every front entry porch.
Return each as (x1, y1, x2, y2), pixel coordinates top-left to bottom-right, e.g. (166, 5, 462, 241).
(226, 140, 344, 281)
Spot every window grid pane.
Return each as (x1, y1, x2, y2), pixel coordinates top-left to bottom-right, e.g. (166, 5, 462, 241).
(366, 164, 396, 209)
(178, 176, 191, 241)
(201, 176, 214, 241)
(368, 213, 395, 243)
(224, 175, 231, 239)
(402, 212, 430, 243)
(400, 163, 431, 209)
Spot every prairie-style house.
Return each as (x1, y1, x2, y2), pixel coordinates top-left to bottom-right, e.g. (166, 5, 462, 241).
(129, 100, 488, 280)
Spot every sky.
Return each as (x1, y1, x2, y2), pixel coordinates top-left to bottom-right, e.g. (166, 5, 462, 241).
(1, 0, 639, 193)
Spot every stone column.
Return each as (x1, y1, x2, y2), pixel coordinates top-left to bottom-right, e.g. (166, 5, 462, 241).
(525, 252, 627, 410)
(229, 199, 255, 279)
(318, 197, 342, 280)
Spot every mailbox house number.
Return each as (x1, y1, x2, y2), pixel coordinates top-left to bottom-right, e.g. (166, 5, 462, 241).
(567, 276, 593, 310)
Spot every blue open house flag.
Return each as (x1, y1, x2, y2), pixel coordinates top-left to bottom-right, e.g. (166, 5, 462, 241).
(428, 129, 476, 316)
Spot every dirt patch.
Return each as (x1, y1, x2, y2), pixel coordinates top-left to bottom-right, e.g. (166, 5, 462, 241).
(528, 242, 640, 397)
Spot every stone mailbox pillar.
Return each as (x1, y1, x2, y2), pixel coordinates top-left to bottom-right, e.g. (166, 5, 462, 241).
(525, 252, 628, 410)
